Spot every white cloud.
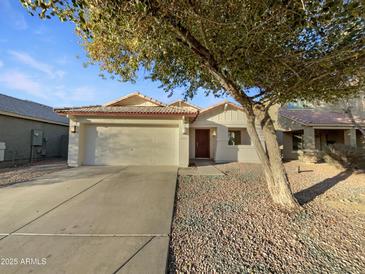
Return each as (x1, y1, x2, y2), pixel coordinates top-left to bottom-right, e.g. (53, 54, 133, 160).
(0, 70, 46, 98)
(70, 86, 98, 101)
(52, 86, 98, 106)
(55, 70, 66, 79)
(14, 15, 28, 30)
(8, 50, 65, 79)
(55, 55, 72, 65)
(34, 26, 47, 35)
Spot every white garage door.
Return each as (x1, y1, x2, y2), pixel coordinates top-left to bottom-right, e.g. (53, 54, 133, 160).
(83, 124, 178, 166)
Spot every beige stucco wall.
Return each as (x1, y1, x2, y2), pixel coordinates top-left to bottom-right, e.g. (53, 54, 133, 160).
(190, 104, 263, 163)
(169, 101, 199, 112)
(67, 116, 189, 167)
(282, 132, 300, 160)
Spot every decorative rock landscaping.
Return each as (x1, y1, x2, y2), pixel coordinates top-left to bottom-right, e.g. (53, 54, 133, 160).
(169, 162, 365, 273)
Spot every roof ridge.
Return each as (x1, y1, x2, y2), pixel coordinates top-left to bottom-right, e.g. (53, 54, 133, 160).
(0, 93, 68, 125)
(0, 93, 53, 109)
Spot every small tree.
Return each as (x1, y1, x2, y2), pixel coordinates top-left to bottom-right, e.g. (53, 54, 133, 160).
(21, 0, 365, 209)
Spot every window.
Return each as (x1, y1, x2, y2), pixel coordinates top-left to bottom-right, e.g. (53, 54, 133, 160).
(292, 132, 303, 151)
(228, 130, 241, 146)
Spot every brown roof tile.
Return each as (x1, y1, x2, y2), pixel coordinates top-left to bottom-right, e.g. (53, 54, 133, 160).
(280, 109, 365, 126)
(55, 105, 198, 117)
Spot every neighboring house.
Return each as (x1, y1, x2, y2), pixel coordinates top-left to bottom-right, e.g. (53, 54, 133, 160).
(56, 92, 264, 167)
(276, 97, 365, 162)
(0, 94, 69, 167)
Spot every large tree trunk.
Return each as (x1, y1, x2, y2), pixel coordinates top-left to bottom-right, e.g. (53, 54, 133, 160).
(345, 106, 365, 136)
(244, 108, 299, 209)
(160, 13, 299, 209)
(260, 110, 299, 208)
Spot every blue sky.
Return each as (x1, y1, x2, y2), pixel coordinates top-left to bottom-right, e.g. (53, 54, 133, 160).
(0, 0, 230, 108)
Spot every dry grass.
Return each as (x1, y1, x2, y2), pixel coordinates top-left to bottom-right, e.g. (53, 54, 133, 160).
(169, 161, 365, 273)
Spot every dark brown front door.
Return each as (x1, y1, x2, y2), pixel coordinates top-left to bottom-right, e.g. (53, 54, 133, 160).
(195, 129, 210, 158)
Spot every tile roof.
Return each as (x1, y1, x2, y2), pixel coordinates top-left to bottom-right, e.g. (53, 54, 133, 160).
(0, 93, 68, 125)
(280, 109, 365, 126)
(55, 105, 198, 117)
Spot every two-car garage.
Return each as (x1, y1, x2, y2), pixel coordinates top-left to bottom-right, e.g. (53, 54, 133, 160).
(82, 124, 179, 166)
(55, 92, 195, 167)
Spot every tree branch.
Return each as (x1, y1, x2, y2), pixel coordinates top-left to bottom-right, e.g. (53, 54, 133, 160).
(147, 3, 253, 110)
(344, 106, 365, 136)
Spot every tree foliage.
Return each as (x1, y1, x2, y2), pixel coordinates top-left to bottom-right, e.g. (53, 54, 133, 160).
(20, 0, 365, 209)
(21, 0, 365, 105)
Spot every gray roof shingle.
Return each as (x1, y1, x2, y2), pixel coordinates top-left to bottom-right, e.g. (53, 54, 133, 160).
(0, 93, 69, 125)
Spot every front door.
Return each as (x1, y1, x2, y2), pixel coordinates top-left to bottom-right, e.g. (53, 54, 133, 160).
(195, 129, 210, 158)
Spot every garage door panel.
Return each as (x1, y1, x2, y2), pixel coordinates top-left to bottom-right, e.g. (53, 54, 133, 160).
(83, 125, 178, 166)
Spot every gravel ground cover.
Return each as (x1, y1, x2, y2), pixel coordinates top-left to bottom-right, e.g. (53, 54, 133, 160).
(0, 160, 68, 186)
(169, 161, 365, 273)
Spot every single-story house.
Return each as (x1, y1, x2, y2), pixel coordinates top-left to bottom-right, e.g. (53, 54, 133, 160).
(278, 108, 365, 162)
(56, 92, 263, 167)
(0, 93, 69, 167)
(56, 92, 365, 167)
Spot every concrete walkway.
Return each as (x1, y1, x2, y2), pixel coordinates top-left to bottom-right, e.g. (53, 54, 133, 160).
(179, 160, 225, 176)
(0, 165, 177, 274)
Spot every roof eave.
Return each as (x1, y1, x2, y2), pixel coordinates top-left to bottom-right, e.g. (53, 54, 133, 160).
(0, 110, 69, 126)
(311, 123, 365, 128)
(55, 111, 197, 118)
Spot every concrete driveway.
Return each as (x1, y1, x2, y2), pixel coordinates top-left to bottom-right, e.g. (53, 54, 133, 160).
(0, 165, 177, 274)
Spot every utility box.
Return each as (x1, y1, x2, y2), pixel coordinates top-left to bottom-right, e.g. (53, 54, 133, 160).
(31, 130, 43, 146)
(0, 142, 5, 162)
